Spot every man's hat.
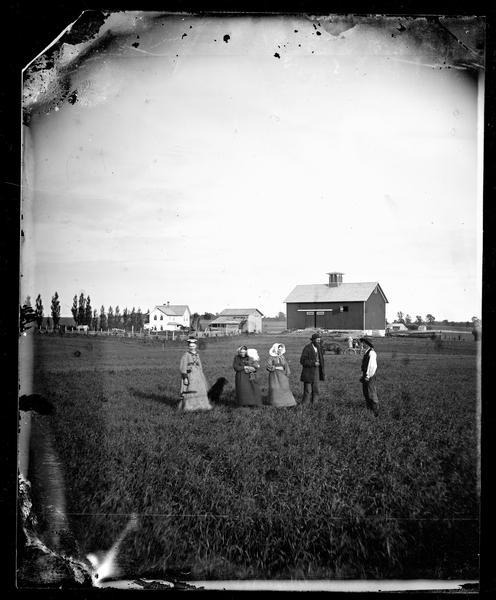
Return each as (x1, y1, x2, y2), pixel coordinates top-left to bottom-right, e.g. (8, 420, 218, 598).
(360, 337, 374, 348)
(310, 333, 321, 341)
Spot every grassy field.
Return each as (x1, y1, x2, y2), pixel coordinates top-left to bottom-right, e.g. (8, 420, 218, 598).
(29, 333, 479, 581)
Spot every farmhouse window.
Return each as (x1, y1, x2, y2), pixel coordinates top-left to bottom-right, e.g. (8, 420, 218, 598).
(306, 311, 315, 315)
(340, 306, 349, 312)
(160, 315, 163, 320)
(316, 311, 325, 315)
(154, 315, 157, 320)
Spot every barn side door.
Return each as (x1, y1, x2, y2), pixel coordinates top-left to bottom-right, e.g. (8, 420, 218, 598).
(305, 311, 315, 328)
(315, 311, 326, 329)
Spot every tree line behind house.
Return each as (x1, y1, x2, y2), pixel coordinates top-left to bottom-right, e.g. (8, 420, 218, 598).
(20, 293, 254, 334)
(19, 293, 480, 335)
(21, 293, 149, 333)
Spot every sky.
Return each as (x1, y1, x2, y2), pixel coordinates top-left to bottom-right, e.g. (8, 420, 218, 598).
(21, 12, 484, 321)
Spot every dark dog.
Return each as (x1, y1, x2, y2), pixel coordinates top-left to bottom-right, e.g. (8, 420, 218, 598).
(19, 394, 54, 414)
(208, 377, 229, 403)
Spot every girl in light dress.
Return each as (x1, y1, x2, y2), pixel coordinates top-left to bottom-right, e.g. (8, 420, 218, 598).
(266, 343, 297, 407)
(178, 337, 212, 411)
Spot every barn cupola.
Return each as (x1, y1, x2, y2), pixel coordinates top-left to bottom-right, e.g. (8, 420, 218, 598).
(327, 272, 344, 287)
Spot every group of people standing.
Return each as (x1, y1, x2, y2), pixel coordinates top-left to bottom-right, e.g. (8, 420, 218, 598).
(177, 332, 379, 416)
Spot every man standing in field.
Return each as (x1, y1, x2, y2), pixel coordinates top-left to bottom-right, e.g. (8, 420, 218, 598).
(360, 337, 379, 416)
(299, 332, 325, 404)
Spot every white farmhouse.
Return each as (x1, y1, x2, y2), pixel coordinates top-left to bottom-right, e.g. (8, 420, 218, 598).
(144, 303, 191, 332)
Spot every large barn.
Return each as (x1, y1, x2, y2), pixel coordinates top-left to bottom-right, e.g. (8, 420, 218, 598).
(284, 272, 388, 335)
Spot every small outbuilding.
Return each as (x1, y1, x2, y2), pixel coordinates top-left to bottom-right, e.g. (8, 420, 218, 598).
(208, 308, 263, 334)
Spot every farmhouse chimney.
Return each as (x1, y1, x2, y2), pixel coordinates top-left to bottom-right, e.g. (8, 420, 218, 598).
(327, 272, 344, 287)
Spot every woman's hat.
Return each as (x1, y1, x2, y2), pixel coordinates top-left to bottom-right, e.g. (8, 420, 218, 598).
(360, 337, 374, 348)
(310, 333, 321, 341)
(269, 343, 285, 356)
(237, 345, 248, 353)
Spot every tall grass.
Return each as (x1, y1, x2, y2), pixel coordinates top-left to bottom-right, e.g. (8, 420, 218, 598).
(30, 334, 479, 580)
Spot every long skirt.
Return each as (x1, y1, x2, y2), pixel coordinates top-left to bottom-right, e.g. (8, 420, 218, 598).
(268, 370, 297, 407)
(178, 365, 212, 411)
(235, 371, 263, 406)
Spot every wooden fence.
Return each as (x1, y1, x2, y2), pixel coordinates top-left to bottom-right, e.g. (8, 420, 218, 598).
(37, 327, 243, 341)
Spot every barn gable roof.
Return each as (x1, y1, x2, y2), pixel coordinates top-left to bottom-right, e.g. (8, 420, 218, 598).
(284, 282, 388, 304)
(155, 304, 190, 316)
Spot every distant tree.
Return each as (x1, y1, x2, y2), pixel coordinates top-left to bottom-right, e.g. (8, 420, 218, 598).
(77, 293, 85, 325)
(129, 307, 136, 331)
(122, 307, 129, 330)
(415, 315, 423, 325)
(442, 319, 449, 325)
(91, 309, 98, 331)
(137, 308, 144, 331)
(426, 314, 435, 324)
(471, 316, 481, 325)
(107, 306, 114, 329)
(277, 312, 286, 320)
(190, 312, 201, 330)
(35, 294, 44, 330)
(99, 305, 107, 331)
(404, 314, 412, 325)
(51, 292, 61, 329)
(202, 312, 215, 320)
(114, 305, 121, 328)
(71, 295, 78, 325)
(396, 311, 404, 324)
(84, 295, 92, 326)
(24, 295, 32, 307)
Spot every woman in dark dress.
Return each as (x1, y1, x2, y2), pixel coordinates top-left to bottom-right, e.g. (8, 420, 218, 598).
(232, 345, 263, 406)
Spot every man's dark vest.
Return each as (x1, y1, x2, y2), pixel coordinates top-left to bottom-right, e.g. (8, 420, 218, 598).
(361, 349, 371, 374)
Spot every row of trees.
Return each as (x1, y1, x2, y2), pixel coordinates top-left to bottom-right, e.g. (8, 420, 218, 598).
(394, 312, 481, 328)
(395, 312, 436, 326)
(71, 293, 149, 331)
(20, 294, 61, 331)
(96, 304, 148, 331)
(23, 293, 148, 332)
